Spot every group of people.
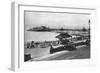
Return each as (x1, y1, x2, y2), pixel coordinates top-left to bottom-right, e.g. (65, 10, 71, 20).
(24, 40, 60, 49)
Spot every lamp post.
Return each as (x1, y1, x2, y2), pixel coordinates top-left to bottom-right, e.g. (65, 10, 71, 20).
(88, 19, 90, 39)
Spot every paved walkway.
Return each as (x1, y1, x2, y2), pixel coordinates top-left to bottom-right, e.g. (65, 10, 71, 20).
(31, 51, 69, 61)
(28, 45, 90, 61)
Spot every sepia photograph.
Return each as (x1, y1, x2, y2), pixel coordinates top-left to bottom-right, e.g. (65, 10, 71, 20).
(24, 10, 91, 62)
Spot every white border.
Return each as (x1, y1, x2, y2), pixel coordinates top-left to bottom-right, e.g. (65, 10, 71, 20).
(11, 2, 97, 71)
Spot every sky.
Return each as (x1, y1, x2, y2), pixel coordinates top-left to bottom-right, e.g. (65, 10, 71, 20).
(24, 11, 90, 29)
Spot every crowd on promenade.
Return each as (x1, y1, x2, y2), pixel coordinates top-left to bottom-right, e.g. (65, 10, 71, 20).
(24, 40, 60, 49)
(25, 35, 89, 49)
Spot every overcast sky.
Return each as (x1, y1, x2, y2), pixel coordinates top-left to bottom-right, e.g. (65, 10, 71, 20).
(25, 11, 90, 29)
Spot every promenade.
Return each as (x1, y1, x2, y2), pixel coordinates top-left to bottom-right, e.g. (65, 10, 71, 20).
(28, 45, 90, 61)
